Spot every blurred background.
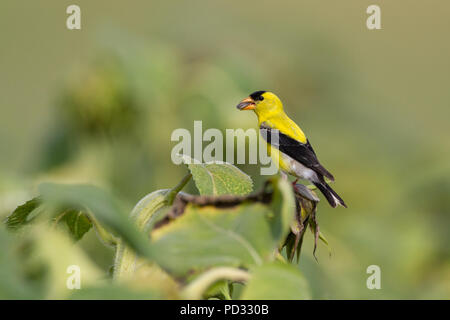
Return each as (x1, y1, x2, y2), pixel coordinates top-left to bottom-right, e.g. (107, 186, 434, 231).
(1, 0, 449, 299)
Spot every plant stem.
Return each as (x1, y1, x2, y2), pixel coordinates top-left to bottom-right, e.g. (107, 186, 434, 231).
(166, 173, 192, 205)
(89, 213, 118, 247)
(113, 173, 192, 281)
(182, 267, 250, 300)
(113, 239, 137, 281)
(275, 251, 287, 263)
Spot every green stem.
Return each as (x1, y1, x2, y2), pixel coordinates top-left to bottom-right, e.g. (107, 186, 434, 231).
(275, 251, 287, 263)
(53, 209, 118, 247)
(113, 239, 138, 280)
(51, 210, 68, 229)
(113, 173, 192, 281)
(133, 189, 171, 232)
(220, 283, 233, 300)
(182, 267, 250, 300)
(89, 213, 118, 247)
(166, 173, 192, 205)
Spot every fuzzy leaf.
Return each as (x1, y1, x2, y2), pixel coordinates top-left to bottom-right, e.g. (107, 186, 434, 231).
(270, 178, 297, 242)
(62, 210, 92, 241)
(130, 189, 170, 231)
(180, 155, 253, 195)
(38, 183, 152, 259)
(69, 285, 163, 300)
(28, 226, 103, 299)
(5, 197, 42, 230)
(241, 262, 311, 300)
(150, 203, 270, 276)
(149, 178, 295, 276)
(0, 226, 39, 299)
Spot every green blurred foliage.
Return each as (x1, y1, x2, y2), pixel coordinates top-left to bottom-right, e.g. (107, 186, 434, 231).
(2, 169, 304, 299)
(1, 0, 449, 299)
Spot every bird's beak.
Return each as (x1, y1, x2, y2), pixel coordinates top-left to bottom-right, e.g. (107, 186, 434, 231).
(236, 97, 256, 110)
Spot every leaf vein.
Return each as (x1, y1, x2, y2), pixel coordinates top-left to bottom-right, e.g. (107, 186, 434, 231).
(197, 213, 263, 265)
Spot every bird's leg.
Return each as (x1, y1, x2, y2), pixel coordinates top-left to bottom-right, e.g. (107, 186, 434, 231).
(292, 178, 299, 193)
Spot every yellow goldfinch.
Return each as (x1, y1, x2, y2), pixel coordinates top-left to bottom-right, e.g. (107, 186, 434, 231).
(237, 91, 347, 208)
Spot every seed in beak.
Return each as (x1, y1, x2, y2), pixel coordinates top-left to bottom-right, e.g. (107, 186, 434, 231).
(236, 97, 255, 110)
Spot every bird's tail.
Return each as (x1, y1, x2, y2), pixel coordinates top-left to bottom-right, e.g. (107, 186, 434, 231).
(313, 182, 347, 208)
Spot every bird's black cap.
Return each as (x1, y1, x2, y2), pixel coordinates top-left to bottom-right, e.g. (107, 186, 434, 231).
(249, 90, 266, 101)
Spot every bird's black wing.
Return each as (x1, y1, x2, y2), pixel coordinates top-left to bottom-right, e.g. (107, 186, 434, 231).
(260, 126, 335, 181)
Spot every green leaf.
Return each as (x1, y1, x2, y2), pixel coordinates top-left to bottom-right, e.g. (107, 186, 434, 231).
(130, 189, 170, 231)
(69, 285, 163, 300)
(180, 155, 253, 195)
(6, 196, 95, 243)
(62, 210, 92, 241)
(241, 262, 311, 300)
(5, 197, 42, 230)
(113, 189, 171, 280)
(148, 179, 294, 277)
(204, 280, 231, 300)
(150, 203, 269, 276)
(38, 183, 152, 259)
(270, 177, 297, 242)
(182, 267, 248, 299)
(124, 259, 180, 299)
(27, 226, 103, 299)
(0, 226, 39, 299)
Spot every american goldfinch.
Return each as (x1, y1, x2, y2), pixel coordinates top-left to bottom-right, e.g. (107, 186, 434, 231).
(237, 91, 347, 208)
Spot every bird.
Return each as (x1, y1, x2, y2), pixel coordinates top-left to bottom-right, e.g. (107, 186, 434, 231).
(236, 90, 347, 208)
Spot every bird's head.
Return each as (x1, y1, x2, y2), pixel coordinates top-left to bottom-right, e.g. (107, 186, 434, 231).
(236, 91, 283, 117)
